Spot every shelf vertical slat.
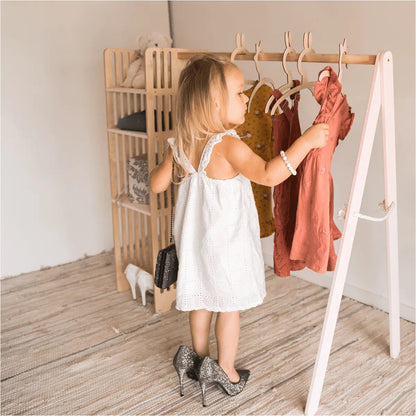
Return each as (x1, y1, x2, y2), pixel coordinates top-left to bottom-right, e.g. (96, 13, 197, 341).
(109, 133, 126, 291)
(122, 134, 129, 199)
(118, 131, 128, 270)
(127, 134, 135, 263)
(156, 50, 162, 89)
(121, 51, 129, 117)
(139, 212, 146, 267)
(128, 209, 134, 263)
(115, 53, 123, 119)
(133, 212, 140, 266)
(145, 215, 152, 272)
(117, 134, 124, 199)
(120, 207, 127, 268)
(122, 50, 129, 86)
(129, 92, 134, 114)
(122, 133, 131, 264)
(156, 95, 163, 135)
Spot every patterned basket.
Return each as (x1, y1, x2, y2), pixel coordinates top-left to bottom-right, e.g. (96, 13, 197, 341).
(127, 155, 149, 204)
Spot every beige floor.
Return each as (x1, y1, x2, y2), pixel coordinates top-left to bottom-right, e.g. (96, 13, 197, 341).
(1, 251, 414, 415)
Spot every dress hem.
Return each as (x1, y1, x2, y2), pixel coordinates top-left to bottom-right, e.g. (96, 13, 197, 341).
(175, 294, 266, 313)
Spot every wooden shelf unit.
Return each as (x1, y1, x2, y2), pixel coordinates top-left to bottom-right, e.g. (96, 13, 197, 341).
(103, 47, 194, 313)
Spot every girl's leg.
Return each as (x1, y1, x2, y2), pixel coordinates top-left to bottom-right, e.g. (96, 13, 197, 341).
(215, 311, 240, 383)
(189, 309, 213, 357)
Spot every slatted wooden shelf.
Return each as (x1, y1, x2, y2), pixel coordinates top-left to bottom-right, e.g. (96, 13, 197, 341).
(106, 87, 175, 95)
(112, 194, 151, 216)
(106, 87, 146, 94)
(107, 127, 148, 139)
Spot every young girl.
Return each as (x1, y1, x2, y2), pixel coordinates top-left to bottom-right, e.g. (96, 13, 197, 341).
(150, 54, 328, 406)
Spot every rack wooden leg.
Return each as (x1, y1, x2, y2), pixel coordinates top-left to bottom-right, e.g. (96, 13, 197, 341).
(305, 53, 383, 416)
(380, 51, 400, 358)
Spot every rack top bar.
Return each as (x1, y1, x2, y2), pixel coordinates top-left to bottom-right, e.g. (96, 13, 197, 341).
(177, 52, 377, 65)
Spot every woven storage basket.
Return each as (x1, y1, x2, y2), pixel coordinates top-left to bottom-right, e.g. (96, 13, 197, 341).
(127, 155, 149, 204)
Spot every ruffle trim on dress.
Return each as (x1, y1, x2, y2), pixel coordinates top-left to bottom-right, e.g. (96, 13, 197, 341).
(338, 106, 355, 142)
(167, 137, 196, 174)
(198, 129, 240, 172)
(314, 66, 344, 123)
(168, 130, 241, 175)
(176, 291, 266, 312)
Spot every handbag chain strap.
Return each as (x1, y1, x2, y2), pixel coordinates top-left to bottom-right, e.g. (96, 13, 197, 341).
(170, 160, 174, 244)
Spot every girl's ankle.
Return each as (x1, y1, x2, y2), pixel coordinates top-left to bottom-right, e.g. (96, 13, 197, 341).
(218, 362, 240, 382)
(194, 348, 209, 357)
(225, 369, 240, 383)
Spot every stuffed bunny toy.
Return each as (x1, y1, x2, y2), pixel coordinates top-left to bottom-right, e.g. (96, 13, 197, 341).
(121, 32, 173, 88)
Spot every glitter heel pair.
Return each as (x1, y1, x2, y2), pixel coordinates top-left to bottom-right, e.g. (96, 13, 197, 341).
(172, 345, 250, 407)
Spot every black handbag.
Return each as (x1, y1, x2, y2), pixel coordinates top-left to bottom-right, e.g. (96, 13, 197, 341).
(154, 161, 178, 289)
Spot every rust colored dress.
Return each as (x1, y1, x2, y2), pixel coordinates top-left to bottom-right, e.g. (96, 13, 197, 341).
(273, 67, 355, 276)
(236, 83, 275, 238)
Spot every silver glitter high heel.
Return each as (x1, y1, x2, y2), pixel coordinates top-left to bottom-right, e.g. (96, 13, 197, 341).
(172, 345, 202, 396)
(196, 356, 250, 407)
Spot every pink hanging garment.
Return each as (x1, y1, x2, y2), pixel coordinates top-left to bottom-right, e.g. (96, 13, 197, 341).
(273, 67, 355, 276)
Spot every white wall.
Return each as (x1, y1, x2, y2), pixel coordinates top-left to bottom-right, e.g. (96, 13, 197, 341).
(2, 1, 414, 322)
(2, 1, 170, 276)
(170, 1, 415, 321)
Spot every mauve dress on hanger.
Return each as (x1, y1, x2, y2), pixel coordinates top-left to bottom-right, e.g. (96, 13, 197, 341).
(271, 80, 307, 277)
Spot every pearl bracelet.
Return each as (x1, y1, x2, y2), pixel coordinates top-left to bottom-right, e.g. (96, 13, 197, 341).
(280, 150, 297, 176)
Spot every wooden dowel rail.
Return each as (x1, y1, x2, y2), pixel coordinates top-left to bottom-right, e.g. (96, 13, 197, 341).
(177, 52, 377, 66)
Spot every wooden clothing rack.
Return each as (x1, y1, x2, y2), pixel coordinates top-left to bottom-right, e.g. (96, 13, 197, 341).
(104, 38, 399, 414)
(177, 45, 400, 415)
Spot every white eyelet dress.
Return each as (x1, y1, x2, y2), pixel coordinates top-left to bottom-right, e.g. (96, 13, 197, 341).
(168, 129, 266, 312)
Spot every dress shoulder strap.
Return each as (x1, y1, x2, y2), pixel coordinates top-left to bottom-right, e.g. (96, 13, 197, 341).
(198, 129, 240, 172)
(167, 137, 196, 174)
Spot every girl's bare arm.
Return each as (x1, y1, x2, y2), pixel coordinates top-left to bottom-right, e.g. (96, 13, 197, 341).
(149, 147, 173, 193)
(222, 123, 329, 187)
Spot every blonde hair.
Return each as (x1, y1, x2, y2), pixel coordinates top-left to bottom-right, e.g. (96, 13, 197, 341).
(171, 54, 239, 182)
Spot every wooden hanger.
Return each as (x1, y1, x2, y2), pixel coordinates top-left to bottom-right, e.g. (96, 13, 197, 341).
(270, 32, 316, 116)
(230, 33, 255, 87)
(247, 41, 276, 112)
(319, 38, 348, 95)
(265, 31, 297, 114)
(231, 32, 250, 62)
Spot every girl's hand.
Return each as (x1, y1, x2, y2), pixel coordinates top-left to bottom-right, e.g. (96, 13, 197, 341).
(301, 123, 329, 149)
